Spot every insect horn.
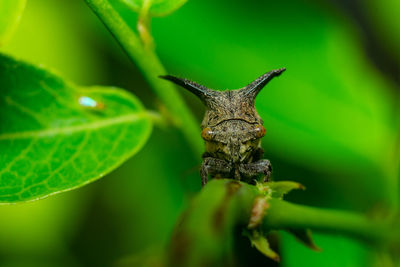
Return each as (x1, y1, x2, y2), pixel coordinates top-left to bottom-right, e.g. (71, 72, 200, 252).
(159, 75, 215, 104)
(242, 68, 286, 99)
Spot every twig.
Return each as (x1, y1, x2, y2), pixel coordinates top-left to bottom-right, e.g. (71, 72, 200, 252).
(84, 0, 203, 156)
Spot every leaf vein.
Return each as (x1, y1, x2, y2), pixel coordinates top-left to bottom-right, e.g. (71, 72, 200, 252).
(0, 113, 146, 140)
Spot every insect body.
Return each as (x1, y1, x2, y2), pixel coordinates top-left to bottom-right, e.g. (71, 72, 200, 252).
(160, 68, 286, 186)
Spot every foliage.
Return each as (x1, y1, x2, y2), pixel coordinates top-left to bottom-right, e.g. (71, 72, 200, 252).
(0, 54, 152, 202)
(0, 0, 399, 266)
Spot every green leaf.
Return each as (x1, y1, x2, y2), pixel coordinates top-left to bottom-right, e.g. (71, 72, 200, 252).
(268, 181, 305, 199)
(243, 229, 280, 262)
(0, 0, 26, 46)
(119, 0, 187, 17)
(0, 54, 152, 203)
(256, 181, 305, 199)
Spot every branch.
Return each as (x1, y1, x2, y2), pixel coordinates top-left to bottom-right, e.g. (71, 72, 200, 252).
(84, 0, 203, 156)
(168, 179, 397, 266)
(262, 199, 391, 245)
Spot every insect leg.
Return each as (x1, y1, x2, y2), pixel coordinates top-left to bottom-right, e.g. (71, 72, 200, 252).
(238, 159, 272, 183)
(200, 157, 232, 187)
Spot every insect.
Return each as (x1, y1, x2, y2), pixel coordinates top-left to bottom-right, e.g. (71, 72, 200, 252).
(160, 68, 286, 186)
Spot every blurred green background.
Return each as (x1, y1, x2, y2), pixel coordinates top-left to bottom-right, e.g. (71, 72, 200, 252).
(0, 0, 399, 266)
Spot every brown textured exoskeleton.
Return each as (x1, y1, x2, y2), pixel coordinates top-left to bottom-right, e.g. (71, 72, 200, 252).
(160, 68, 286, 186)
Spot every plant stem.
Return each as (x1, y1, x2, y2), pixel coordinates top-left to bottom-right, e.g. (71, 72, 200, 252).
(169, 179, 397, 266)
(263, 199, 391, 245)
(137, 0, 154, 49)
(84, 0, 203, 156)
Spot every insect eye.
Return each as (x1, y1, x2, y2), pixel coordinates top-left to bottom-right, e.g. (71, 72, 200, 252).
(254, 124, 266, 138)
(201, 127, 214, 141)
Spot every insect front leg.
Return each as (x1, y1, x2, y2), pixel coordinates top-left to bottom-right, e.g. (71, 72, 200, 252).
(200, 157, 232, 187)
(238, 159, 272, 183)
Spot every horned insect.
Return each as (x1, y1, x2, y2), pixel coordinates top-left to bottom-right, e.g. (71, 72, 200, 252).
(160, 68, 286, 186)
